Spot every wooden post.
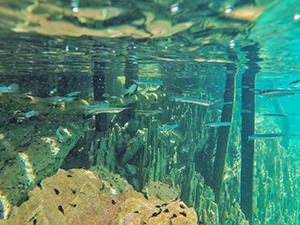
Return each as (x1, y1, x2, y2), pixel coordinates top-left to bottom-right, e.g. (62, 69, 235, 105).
(240, 44, 260, 224)
(212, 50, 237, 203)
(93, 61, 108, 132)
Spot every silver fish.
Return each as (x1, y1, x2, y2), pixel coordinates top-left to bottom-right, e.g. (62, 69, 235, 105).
(255, 88, 295, 97)
(159, 124, 179, 131)
(288, 79, 300, 88)
(206, 122, 231, 127)
(123, 84, 137, 96)
(248, 133, 298, 141)
(84, 105, 127, 115)
(133, 79, 163, 86)
(170, 96, 211, 106)
(0, 83, 19, 93)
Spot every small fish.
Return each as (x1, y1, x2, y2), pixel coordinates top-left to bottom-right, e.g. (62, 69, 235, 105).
(87, 102, 110, 108)
(49, 88, 57, 96)
(255, 88, 295, 97)
(0, 83, 19, 93)
(84, 106, 127, 115)
(50, 96, 75, 104)
(24, 110, 39, 118)
(66, 91, 81, 97)
(206, 122, 231, 127)
(135, 109, 163, 116)
(248, 133, 298, 141)
(262, 113, 287, 117)
(170, 96, 211, 106)
(122, 84, 137, 96)
(102, 93, 119, 99)
(288, 79, 300, 88)
(132, 79, 163, 86)
(159, 124, 179, 131)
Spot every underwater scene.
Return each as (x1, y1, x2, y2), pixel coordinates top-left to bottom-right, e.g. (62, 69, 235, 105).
(1, 0, 300, 224)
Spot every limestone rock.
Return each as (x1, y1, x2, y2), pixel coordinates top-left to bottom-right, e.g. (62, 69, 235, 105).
(4, 168, 198, 225)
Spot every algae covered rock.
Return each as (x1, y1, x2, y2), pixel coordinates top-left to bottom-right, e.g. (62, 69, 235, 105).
(142, 180, 180, 202)
(91, 165, 133, 195)
(0, 112, 88, 215)
(4, 168, 198, 225)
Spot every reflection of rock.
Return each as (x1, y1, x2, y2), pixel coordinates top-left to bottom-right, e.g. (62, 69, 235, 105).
(4, 168, 198, 225)
(224, 6, 263, 21)
(0, 2, 193, 39)
(77, 7, 126, 22)
(146, 19, 193, 38)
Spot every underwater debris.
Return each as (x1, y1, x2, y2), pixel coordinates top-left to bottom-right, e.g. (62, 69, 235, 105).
(248, 133, 298, 141)
(56, 126, 72, 142)
(0, 83, 19, 94)
(170, 96, 211, 106)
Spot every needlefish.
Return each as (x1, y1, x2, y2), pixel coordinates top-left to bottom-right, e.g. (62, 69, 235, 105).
(170, 96, 211, 106)
(122, 84, 137, 96)
(159, 124, 179, 131)
(288, 79, 300, 88)
(83, 104, 126, 116)
(255, 88, 295, 97)
(132, 79, 163, 86)
(248, 133, 298, 141)
(0, 83, 19, 93)
(206, 122, 231, 127)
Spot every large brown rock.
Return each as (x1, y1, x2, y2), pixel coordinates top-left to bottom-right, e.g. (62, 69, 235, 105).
(4, 168, 198, 225)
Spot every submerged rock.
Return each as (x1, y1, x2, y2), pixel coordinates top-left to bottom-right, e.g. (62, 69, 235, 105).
(4, 168, 198, 225)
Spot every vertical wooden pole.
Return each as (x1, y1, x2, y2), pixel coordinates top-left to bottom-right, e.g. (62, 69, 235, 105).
(241, 44, 260, 224)
(93, 61, 108, 131)
(212, 50, 237, 202)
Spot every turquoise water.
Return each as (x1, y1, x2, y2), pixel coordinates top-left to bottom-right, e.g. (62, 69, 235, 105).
(0, 0, 300, 224)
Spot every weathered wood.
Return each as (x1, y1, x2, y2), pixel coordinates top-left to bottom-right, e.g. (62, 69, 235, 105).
(212, 51, 237, 203)
(93, 61, 108, 131)
(241, 45, 260, 224)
